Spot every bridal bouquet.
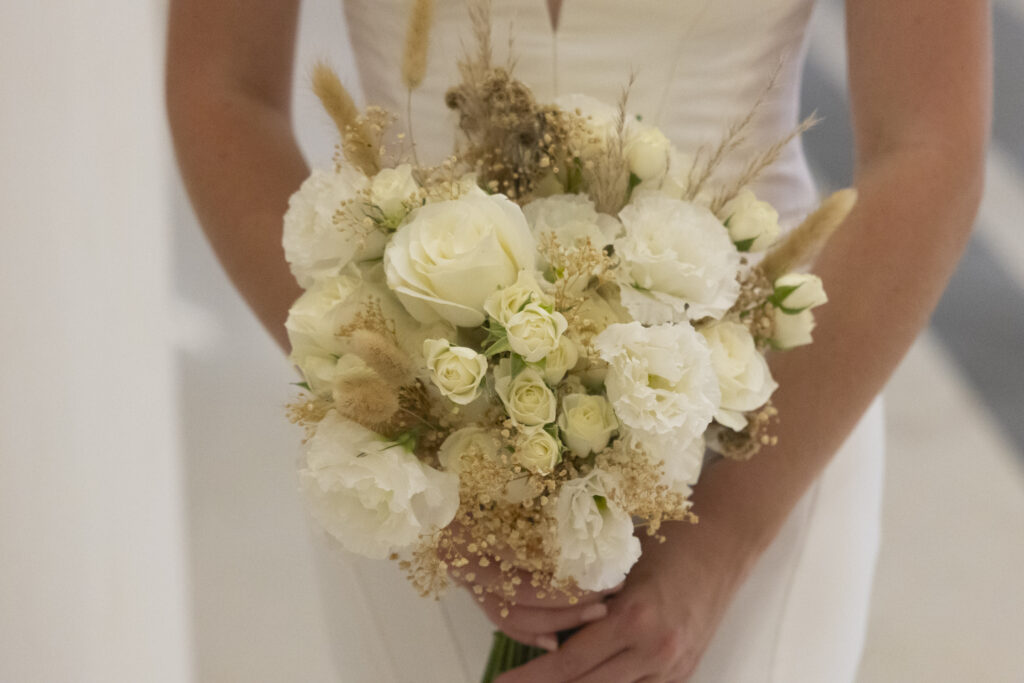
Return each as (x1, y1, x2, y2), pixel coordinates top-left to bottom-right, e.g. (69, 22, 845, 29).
(284, 0, 853, 677)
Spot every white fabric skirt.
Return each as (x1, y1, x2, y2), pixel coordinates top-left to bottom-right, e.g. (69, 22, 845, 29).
(312, 398, 885, 683)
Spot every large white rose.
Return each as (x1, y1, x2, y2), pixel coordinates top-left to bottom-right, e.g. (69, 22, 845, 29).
(369, 164, 419, 225)
(383, 194, 537, 327)
(615, 195, 741, 323)
(423, 339, 487, 405)
(494, 360, 557, 427)
(283, 167, 386, 288)
(554, 469, 641, 591)
(700, 322, 778, 430)
(299, 411, 458, 559)
(593, 322, 720, 443)
(505, 303, 568, 363)
(557, 394, 618, 457)
(719, 188, 780, 253)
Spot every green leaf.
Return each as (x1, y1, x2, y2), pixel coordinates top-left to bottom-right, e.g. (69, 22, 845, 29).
(767, 283, 801, 308)
(509, 353, 526, 377)
(291, 381, 311, 391)
(394, 430, 419, 453)
(627, 172, 642, 192)
(733, 237, 756, 252)
(593, 495, 608, 512)
(483, 336, 511, 357)
(516, 293, 534, 313)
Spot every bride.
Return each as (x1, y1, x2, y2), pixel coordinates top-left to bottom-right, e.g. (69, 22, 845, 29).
(165, 0, 990, 680)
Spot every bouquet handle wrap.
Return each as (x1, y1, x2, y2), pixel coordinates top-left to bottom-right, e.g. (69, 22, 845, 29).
(480, 628, 581, 681)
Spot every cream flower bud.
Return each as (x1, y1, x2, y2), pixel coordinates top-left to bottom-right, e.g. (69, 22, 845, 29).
(557, 394, 618, 457)
(719, 188, 780, 252)
(423, 339, 487, 405)
(505, 303, 568, 363)
(541, 335, 579, 384)
(516, 426, 562, 475)
(624, 124, 671, 181)
(771, 308, 816, 349)
(483, 270, 551, 325)
(773, 273, 828, 313)
(494, 360, 557, 426)
(369, 164, 419, 223)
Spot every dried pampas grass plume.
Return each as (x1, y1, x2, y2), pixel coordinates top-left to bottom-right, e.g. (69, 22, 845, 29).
(760, 188, 858, 281)
(402, 0, 435, 90)
(311, 61, 380, 175)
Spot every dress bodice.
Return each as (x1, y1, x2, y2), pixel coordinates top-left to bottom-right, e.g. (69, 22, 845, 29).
(342, 0, 818, 223)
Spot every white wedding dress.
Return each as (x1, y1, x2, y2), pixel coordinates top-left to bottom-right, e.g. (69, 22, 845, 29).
(312, 1, 886, 681)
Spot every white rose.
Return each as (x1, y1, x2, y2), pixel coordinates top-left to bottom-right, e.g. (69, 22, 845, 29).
(771, 308, 816, 349)
(299, 411, 458, 559)
(615, 195, 741, 323)
(557, 394, 618, 457)
(773, 273, 828, 313)
(283, 167, 386, 287)
(718, 189, 780, 252)
(541, 335, 580, 384)
(700, 321, 778, 430)
(593, 322, 720, 443)
(383, 193, 537, 327)
(494, 360, 557, 426)
(554, 469, 642, 591)
(423, 339, 487, 405)
(369, 164, 419, 224)
(624, 123, 671, 181)
(483, 270, 551, 326)
(505, 303, 568, 363)
(516, 426, 562, 475)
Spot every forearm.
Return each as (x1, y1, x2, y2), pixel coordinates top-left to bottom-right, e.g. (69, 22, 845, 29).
(168, 90, 306, 351)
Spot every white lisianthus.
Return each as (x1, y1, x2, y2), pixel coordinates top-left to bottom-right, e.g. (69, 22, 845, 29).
(483, 270, 551, 326)
(383, 193, 536, 327)
(439, 427, 537, 504)
(700, 321, 778, 430)
(369, 164, 419, 224)
(718, 189, 780, 252)
(283, 167, 386, 287)
(623, 428, 706, 498)
(285, 269, 363, 388)
(624, 123, 671, 181)
(556, 94, 619, 158)
(771, 308, 816, 349)
(299, 411, 458, 559)
(556, 394, 618, 457)
(615, 195, 741, 323)
(505, 303, 568, 363)
(494, 360, 557, 426)
(554, 469, 641, 591)
(423, 339, 487, 405)
(593, 322, 720, 443)
(516, 426, 562, 475)
(773, 273, 828, 313)
(541, 335, 580, 384)
(523, 194, 621, 254)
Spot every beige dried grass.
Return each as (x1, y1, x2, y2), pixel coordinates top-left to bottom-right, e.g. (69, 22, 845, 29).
(760, 188, 858, 281)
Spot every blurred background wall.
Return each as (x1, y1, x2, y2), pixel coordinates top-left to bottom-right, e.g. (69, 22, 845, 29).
(1, 1, 1022, 681)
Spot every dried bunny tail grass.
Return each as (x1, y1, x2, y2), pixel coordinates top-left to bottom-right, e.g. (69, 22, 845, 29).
(401, 0, 435, 89)
(760, 188, 858, 281)
(709, 111, 821, 214)
(685, 61, 783, 201)
(333, 373, 401, 429)
(312, 61, 361, 138)
(346, 329, 415, 387)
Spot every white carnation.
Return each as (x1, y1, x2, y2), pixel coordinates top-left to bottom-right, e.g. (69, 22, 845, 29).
(593, 322, 720, 443)
(553, 469, 641, 592)
(719, 188, 780, 252)
(299, 411, 458, 559)
(615, 195, 741, 323)
(383, 193, 537, 327)
(700, 321, 777, 430)
(283, 167, 385, 287)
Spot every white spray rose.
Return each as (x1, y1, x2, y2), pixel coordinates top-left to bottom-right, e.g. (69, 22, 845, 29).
(541, 335, 580, 384)
(624, 123, 671, 181)
(615, 195, 741, 323)
(554, 469, 641, 592)
(700, 321, 778, 430)
(773, 273, 828, 313)
(369, 164, 419, 224)
(557, 394, 618, 457)
(299, 411, 458, 559)
(483, 270, 551, 325)
(494, 360, 557, 426)
(383, 193, 536, 327)
(771, 308, 816, 349)
(283, 167, 386, 287)
(505, 303, 568, 363)
(719, 188, 780, 252)
(423, 339, 487, 405)
(516, 426, 562, 475)
(593, 322, 720, 443)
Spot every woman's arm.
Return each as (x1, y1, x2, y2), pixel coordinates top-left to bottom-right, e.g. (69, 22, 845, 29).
(166, 0, 306, 351)
(496, 1, 991, 680)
